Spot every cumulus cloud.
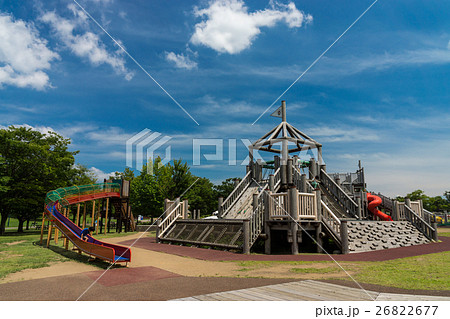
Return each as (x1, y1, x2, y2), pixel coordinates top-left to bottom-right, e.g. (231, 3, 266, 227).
(0, 13, 59, 90)
(165, 51, 198, 69)
(190, 0, 312, 54)
(41, 6, 134, 80)
(89, 167, 116, 181)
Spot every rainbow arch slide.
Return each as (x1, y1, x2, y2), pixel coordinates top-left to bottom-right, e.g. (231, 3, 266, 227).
(44, 183, 131, 263)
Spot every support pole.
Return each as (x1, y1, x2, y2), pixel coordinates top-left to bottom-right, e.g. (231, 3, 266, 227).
(300, 174, 307, 193)
(287, 158, 293, 185)
(76, 203, 80, 227)
(243, 219, 250, 254)
(46, 223, 53, 248)
(91, 200, 96, 227)
(82, 202, 86, 228)
(340, 221, 349, 254)
(218, 197, 223, 218)
(104, 198, 109, 235)
(264, 191, 272, 254)
(183, 200, 189, 219)
(63, 208, 67, 247)
(40, 212, 45, 245)
(309, 158, 317, 180)
(96, 200, 101, 235)
(315, 223, 323, 253)
(269, 174, 274, 192)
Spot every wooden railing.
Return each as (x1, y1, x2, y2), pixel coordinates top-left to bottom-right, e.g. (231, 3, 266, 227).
(269, 193, 288, 219)
(249, 193, 265, 246)
(298, 193, 317, 219)
(158, 201, 183, 237)
(376, 193, 394, 212)
(321, 200, 341, 243)
(423, 209, 436, 224)
(320, 169, 359, 218)
(403, 205, 437, 241)
(273, 167, 281, 190)
(221, 170, 252, 216)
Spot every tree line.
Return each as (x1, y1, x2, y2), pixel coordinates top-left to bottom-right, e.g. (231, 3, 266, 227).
(0, 126, 237, 234)
(0, 126, 96, 234)
(111, 158, 238, 220)
(396, 190, 450, 213)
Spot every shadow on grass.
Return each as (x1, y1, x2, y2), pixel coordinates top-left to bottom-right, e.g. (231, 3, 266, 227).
(1, 230, 42, 237)
(32, 241, 125, 270)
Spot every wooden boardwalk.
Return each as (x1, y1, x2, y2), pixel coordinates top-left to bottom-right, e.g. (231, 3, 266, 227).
(173, 280, 450, 301)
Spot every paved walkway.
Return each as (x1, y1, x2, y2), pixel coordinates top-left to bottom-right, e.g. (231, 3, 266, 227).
(120, 236, 450, 262)
(173, 280, 450, 301)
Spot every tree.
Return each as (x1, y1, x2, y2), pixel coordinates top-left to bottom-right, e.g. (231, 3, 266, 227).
(214, 177, 240, 199)
(186, 177, 217, 216)
(70, 164, 97, 185)
(0, 126, 79, 234)
(109, 167, 135, 181)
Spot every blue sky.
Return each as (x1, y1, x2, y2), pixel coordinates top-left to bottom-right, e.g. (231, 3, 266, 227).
(0, 0, 449, 197)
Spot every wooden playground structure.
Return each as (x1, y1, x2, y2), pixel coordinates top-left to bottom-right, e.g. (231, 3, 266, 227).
(157, 101, 439, 255)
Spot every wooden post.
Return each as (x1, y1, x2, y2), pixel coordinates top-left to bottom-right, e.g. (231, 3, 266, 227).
(243, 219, 250, 254)
(96, 200, 101, 235)
(82, 202, 86, 228)
(40, 212, 46, 245)
(76, 203, 80, 227)
(314, 189, 322, 221)
(217, 197, 223, 218)
(269, 174, 274, 192)
(54, 224, 59, 245)
(392, 201, 399, 221)
(46, 223, 53, 248)
(104, 198, 109, 235)
(431, 223, 438, 241)
(183, 200, 189, 219)
(291, 222, 299, 255)
(315, 223, 323, 253)
(287, 158, 293, 185)
(300, 174, 307, 193)
(63, 208, 67, 247)
(264, 191, 272, 254)
(340, 221, 349, 254)
(288, 187, 299, 220)
(405, 198, 411, 208)
(91, 200, 96, 227)
(309, 158, 317, 180)
(357, 197, 362, 220)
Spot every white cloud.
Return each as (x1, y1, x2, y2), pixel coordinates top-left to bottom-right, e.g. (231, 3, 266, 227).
(41, 7, 134, 80)
(89, 167, 116, 181)
(306, 126, 380, 143)
(165, 52, 198, 69)
(190, 0, 312, 54)
(0, 13, 59, 90)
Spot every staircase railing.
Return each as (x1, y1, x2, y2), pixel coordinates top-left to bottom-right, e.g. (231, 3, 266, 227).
(249, 192, 265, 246)
(404, 205, 437, 241)
(320, 169, 359, 218)
(423, 209, 436, 224)
(376, 193, 394, 212)
(321, 200, 341, 243)
(158, 201, 183, 237)
(221, 170, 252, 216)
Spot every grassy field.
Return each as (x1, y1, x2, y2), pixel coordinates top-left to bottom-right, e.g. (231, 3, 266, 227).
(0, 230, 135, 279)
(232, 252, 450, 291)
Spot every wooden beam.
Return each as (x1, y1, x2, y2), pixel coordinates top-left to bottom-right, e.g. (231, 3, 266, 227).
(63, 208, 67, 247)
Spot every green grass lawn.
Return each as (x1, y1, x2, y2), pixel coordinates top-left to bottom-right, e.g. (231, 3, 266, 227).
(231, 252, 450, 291)
(0, 230, 135, 280)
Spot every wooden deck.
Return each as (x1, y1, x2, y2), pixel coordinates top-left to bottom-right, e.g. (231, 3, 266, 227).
(172, 280, 450, 301)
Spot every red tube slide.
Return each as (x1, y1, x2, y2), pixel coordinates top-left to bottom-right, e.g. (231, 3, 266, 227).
(367, 193, 393, 221)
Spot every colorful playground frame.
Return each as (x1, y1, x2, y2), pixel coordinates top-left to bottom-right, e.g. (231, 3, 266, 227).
(42, 183, 131, 264)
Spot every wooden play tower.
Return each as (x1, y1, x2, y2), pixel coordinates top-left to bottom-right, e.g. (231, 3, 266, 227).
(157, 101, 438, 254)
